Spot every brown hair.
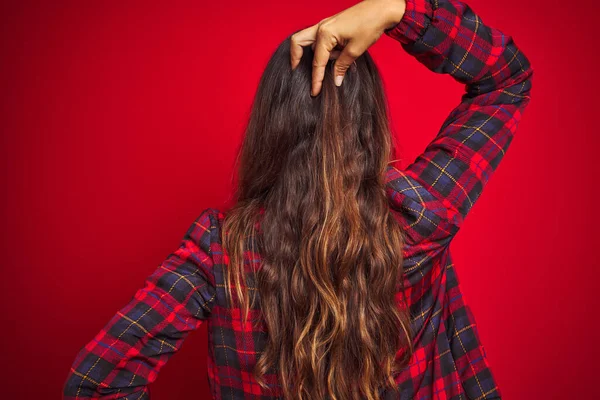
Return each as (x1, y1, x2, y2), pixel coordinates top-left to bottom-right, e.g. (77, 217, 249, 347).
(220, 32, 414, 400)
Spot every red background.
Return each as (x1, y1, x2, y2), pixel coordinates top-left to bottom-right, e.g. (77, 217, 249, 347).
(1, 0, 597, 398)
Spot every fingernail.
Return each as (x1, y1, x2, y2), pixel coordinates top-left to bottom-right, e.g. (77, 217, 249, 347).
(335, 75, 343, 86)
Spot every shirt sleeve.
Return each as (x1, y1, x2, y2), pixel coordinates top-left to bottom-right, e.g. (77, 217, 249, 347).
(63, 209, 218, 399)
(384, 0, 534, 244)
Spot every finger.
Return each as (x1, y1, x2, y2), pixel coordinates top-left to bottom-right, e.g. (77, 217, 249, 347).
(290, 24, 319, 70)
(333, 45, 358, 87)
(312, 27, 337, 96)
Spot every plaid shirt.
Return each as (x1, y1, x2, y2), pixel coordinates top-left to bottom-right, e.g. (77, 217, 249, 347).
(63, 0, 534, 398)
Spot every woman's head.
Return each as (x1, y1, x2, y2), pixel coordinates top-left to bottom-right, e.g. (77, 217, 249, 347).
(221, 32, 413, 400)
(234, 31, 398, 202)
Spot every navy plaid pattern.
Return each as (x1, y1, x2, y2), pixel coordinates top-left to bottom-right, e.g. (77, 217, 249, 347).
(63, 0, 533, 398)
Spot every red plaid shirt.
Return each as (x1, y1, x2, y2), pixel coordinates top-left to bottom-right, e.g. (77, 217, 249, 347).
(63, 0, 534, 398)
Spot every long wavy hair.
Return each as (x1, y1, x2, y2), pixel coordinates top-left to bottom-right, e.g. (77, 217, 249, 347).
(220, 31, 414, 400)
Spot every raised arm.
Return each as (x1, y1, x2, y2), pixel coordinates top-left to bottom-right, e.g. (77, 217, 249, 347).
(384, 0, 534, 242)
(63, 209, 217, 399)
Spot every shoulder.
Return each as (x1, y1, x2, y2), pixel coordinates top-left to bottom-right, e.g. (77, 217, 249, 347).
(385, 165, 458, 244)
(196, 207, 225, 226)
(188, 207, 226, 253)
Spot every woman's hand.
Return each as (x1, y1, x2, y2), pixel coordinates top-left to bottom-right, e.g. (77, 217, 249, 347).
(290, 0, 406, 97)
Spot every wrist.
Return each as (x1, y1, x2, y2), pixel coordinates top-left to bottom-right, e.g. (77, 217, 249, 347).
(381, 0, 407, 31)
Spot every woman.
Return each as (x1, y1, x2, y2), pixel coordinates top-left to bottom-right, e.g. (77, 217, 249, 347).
(63, 0, 533, 399)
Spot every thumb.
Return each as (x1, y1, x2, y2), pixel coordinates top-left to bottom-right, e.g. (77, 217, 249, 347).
(333, 46, 357, 87)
